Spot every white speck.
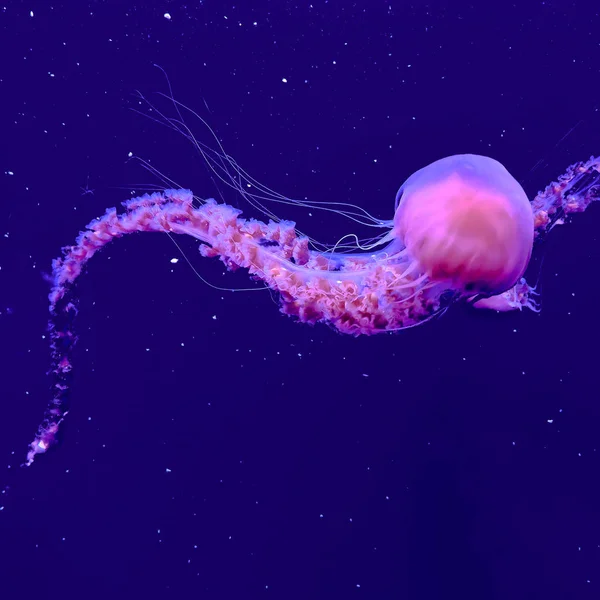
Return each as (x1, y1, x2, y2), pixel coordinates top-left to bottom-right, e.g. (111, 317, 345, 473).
(166, 468, 172, 473)
(170, 258, 179, 264)
(164, 13, 172, 20)
(282, 77, 288, 83)
(547, 419, 553, 424)
(212, 315, 217, 320)
(362, 373, 369, 377)
(30, 10, 34, 17)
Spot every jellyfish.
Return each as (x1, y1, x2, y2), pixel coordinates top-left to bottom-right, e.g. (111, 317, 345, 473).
(25, 133, 600, 465)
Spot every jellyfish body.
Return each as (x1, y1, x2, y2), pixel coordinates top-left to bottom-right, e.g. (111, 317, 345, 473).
(25, 153, 600, 465)
(393, 154, 534, 298)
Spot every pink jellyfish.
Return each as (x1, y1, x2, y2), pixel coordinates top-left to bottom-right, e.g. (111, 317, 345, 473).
(25, 146, 600, 465)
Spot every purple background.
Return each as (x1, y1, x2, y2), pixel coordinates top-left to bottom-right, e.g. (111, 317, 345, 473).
(1, 2, 599, 599)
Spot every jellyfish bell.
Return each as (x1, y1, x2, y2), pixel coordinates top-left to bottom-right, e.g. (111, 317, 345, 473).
(392, 154, 534, 299)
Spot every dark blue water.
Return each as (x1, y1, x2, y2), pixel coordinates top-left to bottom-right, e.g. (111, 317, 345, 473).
(1, 2, 599, 599)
